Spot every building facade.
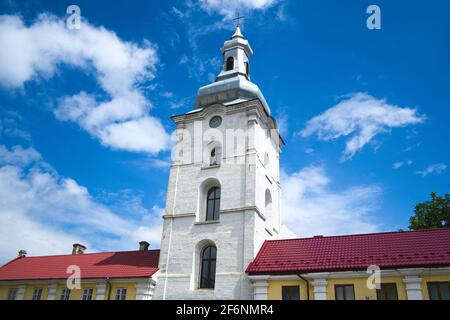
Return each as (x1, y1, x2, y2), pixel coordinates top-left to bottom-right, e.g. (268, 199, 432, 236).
(154, 26, 284, 300)
(0, 243, 159, 300)
(1, 26, 449, 301)
(247, 229, 450, 300)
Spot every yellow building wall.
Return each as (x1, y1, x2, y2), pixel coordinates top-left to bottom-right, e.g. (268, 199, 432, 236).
(421, 275, 450, 300)
(267, 275, 450, 300)
(23, 284, 48, 300)
(55, 282, 97, 300)
(0, 279, 144, 300)
(0, 280, 143, 300)
(109, 282, 137, 300)
(268, 279, 313, 300)
(0, 285, 17, 300)
(326, 276, 407, 300)
(53, 281, 137, 300)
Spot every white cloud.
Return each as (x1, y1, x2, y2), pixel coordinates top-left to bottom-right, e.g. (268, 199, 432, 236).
(169, 95, 192, 109)
(0, 14, 170, 154)
(300, 93, 425, 161)
(282, 165, 381, 237)
(160, 91, 174, 98)
(416, 163, 447, 177)
(392, 160, 413, 169)
(0, 110, 32, 141)
(199, 0, 278, 19)
(305, 148, 315, 155)
(0, 145, 41, 166)
(0, 144, 163, 263)
(275, 111, 288, 136)
(173, 0, 276, 81)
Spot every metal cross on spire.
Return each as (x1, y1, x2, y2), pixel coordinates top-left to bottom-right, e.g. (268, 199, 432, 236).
(232, 12, 245, 27)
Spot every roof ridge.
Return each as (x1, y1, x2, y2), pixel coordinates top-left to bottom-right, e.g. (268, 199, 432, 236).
(11, 249, 160, 260)
(266, 227, 450, 243)
(0, 256, 24, 268)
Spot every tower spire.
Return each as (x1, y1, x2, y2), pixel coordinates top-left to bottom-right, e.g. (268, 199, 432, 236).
(232, 12, 245, 28)
(194, 18, 272, 115)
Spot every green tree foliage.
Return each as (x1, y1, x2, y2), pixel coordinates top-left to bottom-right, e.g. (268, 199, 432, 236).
(409, 192, 450, 230)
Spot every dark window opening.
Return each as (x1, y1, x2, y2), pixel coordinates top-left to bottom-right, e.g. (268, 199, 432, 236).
(200, 245, 217, 289)
(282, 286, 300, 300)
(7, 289, 17, 301)
(427, 282, 450, 300)
(210, 148, 217, 165)
(206, 187, 220, 221)
(226, 57, 234, 71)
(335, 284, 355, 300)
(32, 288, 43, 300)
(60, 288, 71, 300)
(376, 283, 398, 300)
(82, 288, 93, 300)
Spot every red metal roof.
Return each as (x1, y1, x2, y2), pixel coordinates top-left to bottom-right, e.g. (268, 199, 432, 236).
(0, 250, 160, 281)
(247, 228, 450, 274)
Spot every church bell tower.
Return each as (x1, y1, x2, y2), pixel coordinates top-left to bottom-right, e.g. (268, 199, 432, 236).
(154, 26, 283, 300)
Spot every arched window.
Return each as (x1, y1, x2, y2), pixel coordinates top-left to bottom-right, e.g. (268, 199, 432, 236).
(209, 147, 221, 166)
(210, 148, 217, 166)
(226, 57, 234, 71)
(200, 245, 217, 289)
(245, 62, 249, 76)
(206, 187, 220, 221)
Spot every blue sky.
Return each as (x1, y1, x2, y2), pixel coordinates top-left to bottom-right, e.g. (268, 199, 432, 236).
(0, 0, 449, 262)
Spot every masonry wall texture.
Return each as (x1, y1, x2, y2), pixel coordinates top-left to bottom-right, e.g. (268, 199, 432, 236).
(154, 101, 281, 300)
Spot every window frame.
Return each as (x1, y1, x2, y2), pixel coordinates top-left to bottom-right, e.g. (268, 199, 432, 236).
(7, 288, 17, 301)
(225, 57, 234, 71)
(427, 281, 450, 300)
(32, 287, 43, 301)
(206, 186, 220, 221)
(334, 284, 355, 300)
(376, 283, 398, 300)
(60, 288, 71, 300)
(199, 245, 217, 289)
(82, 288, 94, 300)
(282, 285, 300, 300)
(210, 148, 217, 166)
(115, 288, 127, 300)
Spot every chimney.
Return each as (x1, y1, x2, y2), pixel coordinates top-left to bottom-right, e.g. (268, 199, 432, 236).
(18, 250, 27, 258)
(72, 243, 87, 255)
(139, 241, 150, 251)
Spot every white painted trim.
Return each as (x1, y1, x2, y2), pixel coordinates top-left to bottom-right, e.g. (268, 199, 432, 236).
(403, 276, 423, 300)
(47, 283, 58, 300)
(16, 284, 26, 300)
(311, 279, 328, 300)
(248, 275, 270, 300)
(264, 267, 450, 281)
(163, 206, 266, 221)
(135, 279, 156, 300)
(95, 282, 107, 300)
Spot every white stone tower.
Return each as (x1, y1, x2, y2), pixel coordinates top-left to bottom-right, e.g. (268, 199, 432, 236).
(154, 26, 283, 300)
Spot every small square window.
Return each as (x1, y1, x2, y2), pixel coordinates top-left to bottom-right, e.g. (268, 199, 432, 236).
(115, 288, 127, 300)
(82, 288, 93, 300)
(282, 286, 300, 300)
(60, 288, 71, 300)
(427, 282, 450, 300)
(32, 288, 43, 300)
(377, 283, 398, 300)
(335, 284, 355, 300)
(7, 288, 17, 301)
